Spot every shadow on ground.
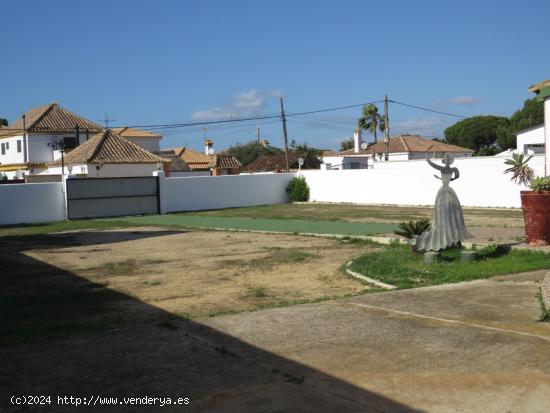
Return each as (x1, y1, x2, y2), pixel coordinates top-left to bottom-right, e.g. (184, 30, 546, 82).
(0, 229, 421, 412)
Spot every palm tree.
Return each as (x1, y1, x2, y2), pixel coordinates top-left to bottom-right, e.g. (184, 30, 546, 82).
(358, 104, 385, 143)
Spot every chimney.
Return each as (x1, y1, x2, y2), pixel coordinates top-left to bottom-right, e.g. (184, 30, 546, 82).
(204, 139, 213, 155)
(353, 128, 362, 153)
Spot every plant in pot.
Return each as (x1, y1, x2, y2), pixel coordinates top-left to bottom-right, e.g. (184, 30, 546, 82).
(504, 153, 550, 245)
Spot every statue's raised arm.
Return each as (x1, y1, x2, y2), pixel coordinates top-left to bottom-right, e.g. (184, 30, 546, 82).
(426, 156, 444, 172)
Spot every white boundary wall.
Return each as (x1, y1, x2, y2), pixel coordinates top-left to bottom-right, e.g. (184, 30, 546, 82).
(158, 172, 294, 213)
(0, 182, 67, 225)
(301, 155, 545, 208)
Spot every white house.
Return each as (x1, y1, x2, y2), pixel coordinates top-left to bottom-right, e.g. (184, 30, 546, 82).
(0, 103, 104, 178)
(528, 79, 550, 175)
(321, 130, 473, 170)
(495, 124, 547, 158)
(110, 127, 161, 152)
(321, 129, 370, 170)
(43, 129, 167, 178)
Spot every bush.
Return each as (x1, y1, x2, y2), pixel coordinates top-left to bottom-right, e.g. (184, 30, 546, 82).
(394, 219, 431, 239)
(286, 176, 310, 202)
(530, 176, 550, 192)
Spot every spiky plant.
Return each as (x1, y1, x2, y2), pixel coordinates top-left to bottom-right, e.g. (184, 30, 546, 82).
(504, 153, 534, 186)
(394, 219, 431, 239)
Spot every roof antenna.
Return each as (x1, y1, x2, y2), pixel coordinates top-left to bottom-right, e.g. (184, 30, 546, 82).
(99, 114, 116, 128)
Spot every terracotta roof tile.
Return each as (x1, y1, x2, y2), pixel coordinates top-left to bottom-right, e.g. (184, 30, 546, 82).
(213, 155, 241, 169)
(0, 103, 103, 138)
(50, 130, 167, 165)
(338, 135, 474, 155)
(111, 127, 161, 139)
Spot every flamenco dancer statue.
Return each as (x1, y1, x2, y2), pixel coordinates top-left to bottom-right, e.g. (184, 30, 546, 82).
(416, 153, 472, 251)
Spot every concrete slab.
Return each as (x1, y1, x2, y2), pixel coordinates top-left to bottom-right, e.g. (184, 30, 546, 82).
(2, 271, 550, 412)
(203, 272, 550, 412)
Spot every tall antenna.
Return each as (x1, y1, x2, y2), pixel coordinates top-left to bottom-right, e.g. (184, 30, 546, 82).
(99, 114, 116, 128)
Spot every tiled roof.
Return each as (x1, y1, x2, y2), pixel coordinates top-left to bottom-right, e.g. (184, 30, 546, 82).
(0, 103, 103, 138)
(213, 155, 241, 169)
(166, 147, 239, 171)
(156, 150, 191, 172)
(528, 79, 550, 94)
(338, 135, 474, 155)
(244, 152, 319, 172)
(111, 127, 161, 139)
(50, 130, 167, 166)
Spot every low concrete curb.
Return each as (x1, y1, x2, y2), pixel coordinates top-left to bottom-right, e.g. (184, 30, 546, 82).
(345, 261, 397, 290)
(542, 272, 550, 310)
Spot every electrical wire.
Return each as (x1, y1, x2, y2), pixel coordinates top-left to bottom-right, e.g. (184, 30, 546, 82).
(389, 100, 469, 119)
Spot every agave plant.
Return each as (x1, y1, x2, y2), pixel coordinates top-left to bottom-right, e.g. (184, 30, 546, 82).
(504, 153, 534, 186)
(394, 219, 431, 239)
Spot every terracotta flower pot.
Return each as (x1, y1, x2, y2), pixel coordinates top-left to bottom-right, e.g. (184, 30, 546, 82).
(520, 191, 550, 246)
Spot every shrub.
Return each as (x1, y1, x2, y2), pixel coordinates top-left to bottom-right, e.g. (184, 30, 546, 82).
(394, 219, 431, 239)
(286, 176, 310, 202)
(530, 176, 550, 192)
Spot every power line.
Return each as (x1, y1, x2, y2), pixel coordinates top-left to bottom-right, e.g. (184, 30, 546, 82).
(286, 100, 384, 117)
(389, 100, 469, 119)
(111, 99, 384, 131)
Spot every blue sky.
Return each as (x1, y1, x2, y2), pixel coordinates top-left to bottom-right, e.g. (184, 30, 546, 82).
(1, 0, 548, 151)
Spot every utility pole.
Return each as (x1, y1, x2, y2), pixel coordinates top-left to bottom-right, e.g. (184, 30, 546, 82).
(383, 95, 390, 161)
(280, 97, 290, 172)
(256, 127, 260, 142)
(22, 114, 27, 164)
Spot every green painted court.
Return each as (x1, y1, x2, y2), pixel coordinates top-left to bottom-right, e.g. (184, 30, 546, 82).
(116, 214, 398, 237)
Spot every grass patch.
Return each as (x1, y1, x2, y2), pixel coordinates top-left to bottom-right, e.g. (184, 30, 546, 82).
(246, 286, 269, 298)
(280, 250, 315, 263)
(177, 203, 523, 223)
(538, 289, 550, 322)
(0, 219, 148, 237)
(350, 243, 550, 289)
(179, 203, 428, 222)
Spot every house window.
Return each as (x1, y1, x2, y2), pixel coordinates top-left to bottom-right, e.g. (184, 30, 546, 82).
(1, 143, 5, 155)
(17, 140, 21, 153)
(62, 137, 78, 150)
(5, 142, 9, 150)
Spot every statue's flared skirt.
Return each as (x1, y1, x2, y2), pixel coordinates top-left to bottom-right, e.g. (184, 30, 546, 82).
(416, 186, 472, 251)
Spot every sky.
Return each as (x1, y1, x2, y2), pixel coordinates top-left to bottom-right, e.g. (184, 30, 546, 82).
(1, 0, 549, 151)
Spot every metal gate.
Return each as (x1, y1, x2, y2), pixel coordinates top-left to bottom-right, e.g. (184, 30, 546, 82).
(66, 177, 160, 220)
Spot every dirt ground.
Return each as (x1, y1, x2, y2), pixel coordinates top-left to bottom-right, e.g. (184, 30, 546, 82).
(188, 203, 527, 245)
(331, 206, 526, 245)
(23, 227, 370, 319)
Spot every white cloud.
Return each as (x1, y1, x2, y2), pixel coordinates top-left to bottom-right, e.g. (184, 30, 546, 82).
(190, 89, 282, 122)
(391, 118, 447, 137)
(448, 96, 481, 106)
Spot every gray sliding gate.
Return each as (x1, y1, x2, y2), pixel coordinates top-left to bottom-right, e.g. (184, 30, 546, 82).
(66, 177, 160, 219)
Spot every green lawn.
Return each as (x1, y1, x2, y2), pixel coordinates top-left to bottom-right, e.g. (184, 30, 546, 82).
(350, 243, 550, 289)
